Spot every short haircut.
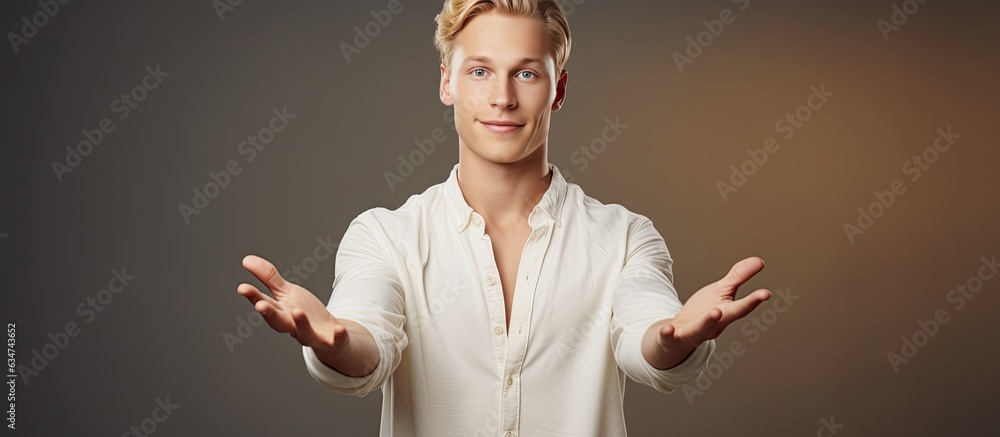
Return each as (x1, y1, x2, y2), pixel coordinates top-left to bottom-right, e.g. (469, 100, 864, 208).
(433, 0, 572, 73)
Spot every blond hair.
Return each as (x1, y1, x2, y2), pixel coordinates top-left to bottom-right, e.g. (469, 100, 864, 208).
(433, 0, 572, 73)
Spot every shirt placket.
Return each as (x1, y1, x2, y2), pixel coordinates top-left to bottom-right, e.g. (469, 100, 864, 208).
(467, 208, 554, 437)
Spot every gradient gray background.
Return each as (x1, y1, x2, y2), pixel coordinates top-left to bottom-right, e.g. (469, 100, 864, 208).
(3, 0, 999, 435)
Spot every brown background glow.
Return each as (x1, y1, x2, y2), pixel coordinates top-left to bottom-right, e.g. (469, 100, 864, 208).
(3, 0, 998, 435)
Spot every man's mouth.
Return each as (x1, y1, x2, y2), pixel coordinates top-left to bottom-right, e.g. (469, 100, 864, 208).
(478, 119, 525, 134)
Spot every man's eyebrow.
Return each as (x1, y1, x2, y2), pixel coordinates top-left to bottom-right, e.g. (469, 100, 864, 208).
(460, 55, 546, 67)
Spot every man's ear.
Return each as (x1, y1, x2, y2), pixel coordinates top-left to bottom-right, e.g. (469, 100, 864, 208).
(552, 69, 568, 111)
(440, 63, 454, 106)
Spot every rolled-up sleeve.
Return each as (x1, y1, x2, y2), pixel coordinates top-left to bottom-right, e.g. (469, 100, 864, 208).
(610, 214, 715, 394)
(302, 209, 407, 397)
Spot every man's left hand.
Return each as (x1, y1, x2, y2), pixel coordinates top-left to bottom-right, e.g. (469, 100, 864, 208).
(643, 256, 772, 370)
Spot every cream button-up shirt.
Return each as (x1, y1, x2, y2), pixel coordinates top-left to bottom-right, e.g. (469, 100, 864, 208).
(303, 162, 715, 436)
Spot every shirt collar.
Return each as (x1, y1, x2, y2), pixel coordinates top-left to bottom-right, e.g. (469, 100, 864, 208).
(443, 162, 566, 233)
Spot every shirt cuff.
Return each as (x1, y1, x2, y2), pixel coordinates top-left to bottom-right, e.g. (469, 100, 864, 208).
(639, 338, 716, 394)
(300, 321, 383, 396)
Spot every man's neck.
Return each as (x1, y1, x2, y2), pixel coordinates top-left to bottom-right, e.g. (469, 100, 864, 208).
(456, 145, 552, 231)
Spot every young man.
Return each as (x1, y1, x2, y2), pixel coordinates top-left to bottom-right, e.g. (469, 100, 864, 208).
(237, 1, 772, 435)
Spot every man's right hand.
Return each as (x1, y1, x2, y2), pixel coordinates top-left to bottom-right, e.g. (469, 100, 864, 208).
(237, 255, 377, 376)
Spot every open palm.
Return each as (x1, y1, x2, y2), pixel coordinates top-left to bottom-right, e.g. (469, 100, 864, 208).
(237, 255, 349, 352)
(658, 257, 772, 352)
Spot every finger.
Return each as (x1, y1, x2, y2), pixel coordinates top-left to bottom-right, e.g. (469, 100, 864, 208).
(716, 256, 766, 289)
(721, 288, 772, 324)
(242, 255, 289, 294)
(291, 308, 337, 349)
(292, 309, 349, 350)
(237, 283, 282, 310)
(255, 300, 295, 333)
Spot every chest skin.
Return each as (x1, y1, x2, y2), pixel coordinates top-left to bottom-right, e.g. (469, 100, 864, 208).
(484, 221, 533, 331)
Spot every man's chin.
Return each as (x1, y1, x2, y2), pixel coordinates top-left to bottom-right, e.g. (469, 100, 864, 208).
(470, 144, 542, 166)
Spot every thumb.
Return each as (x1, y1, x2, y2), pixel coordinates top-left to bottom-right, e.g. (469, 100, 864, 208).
(716, 256, 766, 289)
(242, 255, 290, 295)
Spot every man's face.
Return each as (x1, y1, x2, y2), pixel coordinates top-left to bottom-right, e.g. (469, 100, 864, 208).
(440, 12, 568, 165)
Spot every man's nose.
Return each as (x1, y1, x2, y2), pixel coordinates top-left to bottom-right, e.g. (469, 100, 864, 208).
(488, 79, 517, 109)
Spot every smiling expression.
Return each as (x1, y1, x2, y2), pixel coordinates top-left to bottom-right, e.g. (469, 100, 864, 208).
(439, 12, 568, 165)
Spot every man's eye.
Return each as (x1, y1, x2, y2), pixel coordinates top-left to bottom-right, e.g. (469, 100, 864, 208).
(472, 68, 487, 77)
(518, 71, 535, 79)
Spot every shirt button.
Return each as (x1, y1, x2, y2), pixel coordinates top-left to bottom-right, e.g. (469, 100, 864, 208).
(472, 217, 481, 226)
(485, 275, 494, 285)
(494, 326, 503, 335)
(507, 377, 513, 385)
(505, 433, 512, 437)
